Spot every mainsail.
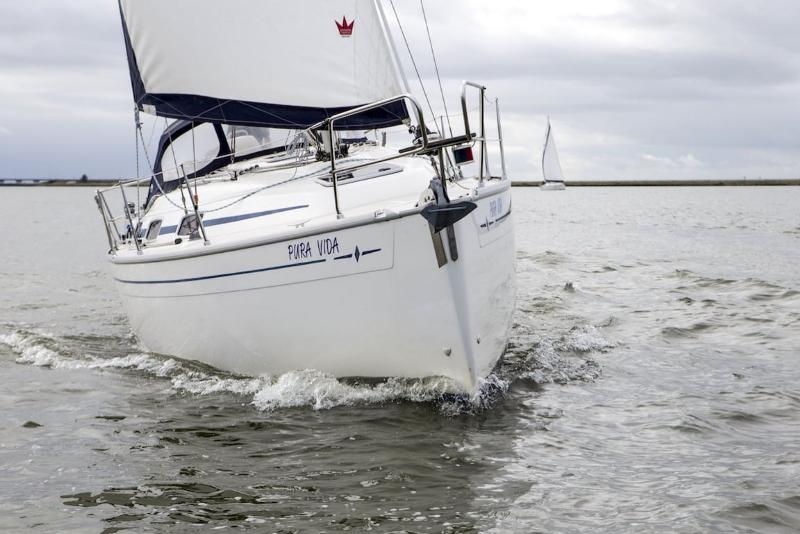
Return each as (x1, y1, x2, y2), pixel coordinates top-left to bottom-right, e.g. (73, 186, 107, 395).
(542, 118, 564, 183)
(118, 0, 409, 129)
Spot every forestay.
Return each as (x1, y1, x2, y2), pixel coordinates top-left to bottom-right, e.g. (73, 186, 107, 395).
(118, 0, 409, 129)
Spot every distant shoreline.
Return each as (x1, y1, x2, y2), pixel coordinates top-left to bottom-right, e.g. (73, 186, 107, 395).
(0, 179, 120, 187)
(2, 178, 798, 188)
(512, 179, 800, 187)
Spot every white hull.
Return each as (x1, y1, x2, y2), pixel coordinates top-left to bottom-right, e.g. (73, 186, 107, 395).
(540, 181, 566, 191)
(112, 182, 515, 393)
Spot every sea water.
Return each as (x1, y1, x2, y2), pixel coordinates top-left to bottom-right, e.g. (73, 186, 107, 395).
(1, 186, 798, 532)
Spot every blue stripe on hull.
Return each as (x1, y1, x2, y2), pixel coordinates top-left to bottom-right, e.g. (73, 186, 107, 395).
(115, 258, 326, 285)
(203, 205, 309, 227)
(480, 209, 513, 229)
(159, 204, 309, 236)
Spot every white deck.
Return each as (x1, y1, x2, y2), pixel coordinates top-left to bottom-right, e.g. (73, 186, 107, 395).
(127, 146, 450, 260)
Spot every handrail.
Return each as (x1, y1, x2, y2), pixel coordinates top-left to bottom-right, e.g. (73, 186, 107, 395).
(94, 191, 118, 252)
(461, 81, 488, 184)
(495, 97, 508, 181)
(306, 94, 429, 217)
(119, 182, 141, 254)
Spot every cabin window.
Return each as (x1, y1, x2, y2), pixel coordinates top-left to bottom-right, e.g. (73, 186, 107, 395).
(178, 213, 203, 239)
(146, 219, 162, 241)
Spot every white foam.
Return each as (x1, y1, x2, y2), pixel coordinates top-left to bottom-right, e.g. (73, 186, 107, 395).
(2, 330, 480, 413)
(171, 373, 270, 397)
(515, 328, 604, 385)
(1, 330, 262, 396)
(0, 331, 181, 376)
(3, 326, 605, 413)
(252, 370, 460, 411)
(556, 324, 616, 353)
(1, 330, 75, 369)
(3, 325, 608, 413)
(88, 353, 180, 376)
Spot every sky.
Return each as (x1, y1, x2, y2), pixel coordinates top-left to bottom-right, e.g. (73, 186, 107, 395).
(0, 0, 798, 181)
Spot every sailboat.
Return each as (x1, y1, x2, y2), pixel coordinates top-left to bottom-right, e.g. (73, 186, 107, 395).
(94, 0, 516, 394)
(540, 118, 566, 190)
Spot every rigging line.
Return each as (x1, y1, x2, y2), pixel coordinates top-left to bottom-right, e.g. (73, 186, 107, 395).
(134, 109, 141, 219)
(388, 0, 437, 128)
(164, 118, 189, 214)
(135, 114, 153, 171)
(191, 121, 200, 203)
(134, 109, 141, 181)
(146, 113, 158, 149)
(135, 115, 153, 171)
(419, 0, 452, 138)
(134, 110, 158, 215)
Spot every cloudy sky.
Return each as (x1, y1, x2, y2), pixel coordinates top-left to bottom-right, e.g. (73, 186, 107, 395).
(1, 0, 798, 181)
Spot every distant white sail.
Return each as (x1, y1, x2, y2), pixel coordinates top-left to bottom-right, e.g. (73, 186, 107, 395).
(542, 118, 564, 183)
(118, 0, 409, 129)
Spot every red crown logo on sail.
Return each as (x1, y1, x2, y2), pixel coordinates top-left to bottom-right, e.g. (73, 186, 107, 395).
(336, 16, 354, 37)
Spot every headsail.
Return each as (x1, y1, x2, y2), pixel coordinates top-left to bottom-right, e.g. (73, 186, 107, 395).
(542, 118, 564, 183)
(118, 0, 409, 129)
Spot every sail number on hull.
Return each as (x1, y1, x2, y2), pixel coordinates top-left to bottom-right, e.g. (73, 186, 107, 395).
(489, 197, 505, 219)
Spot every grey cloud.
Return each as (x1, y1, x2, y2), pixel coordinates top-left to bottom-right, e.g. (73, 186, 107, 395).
(0, 1, 122, 69)
(0, 0, 798, 181)
(437, 43, 798, 89)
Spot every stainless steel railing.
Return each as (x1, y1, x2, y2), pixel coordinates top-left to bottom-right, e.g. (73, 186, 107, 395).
(94, 82, 509, 253)
(306, 94, 429, 218)
(460, 80, 494, 184)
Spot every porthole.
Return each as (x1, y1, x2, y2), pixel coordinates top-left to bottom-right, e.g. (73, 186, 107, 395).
(178, 213, 203, 239)
(146, 219, 162, 241)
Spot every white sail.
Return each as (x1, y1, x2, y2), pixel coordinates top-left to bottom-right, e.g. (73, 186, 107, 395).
(118, 0, 409, 128)
(542, 118, 564, 183)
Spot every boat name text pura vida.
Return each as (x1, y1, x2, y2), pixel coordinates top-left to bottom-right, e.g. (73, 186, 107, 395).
(288, 237, 341, 261)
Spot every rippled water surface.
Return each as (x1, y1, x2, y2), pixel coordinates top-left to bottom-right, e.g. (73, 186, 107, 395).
(1, 186, 799, 533)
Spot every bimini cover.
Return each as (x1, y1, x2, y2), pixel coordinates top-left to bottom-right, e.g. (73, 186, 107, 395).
(118, 0, 409, 129)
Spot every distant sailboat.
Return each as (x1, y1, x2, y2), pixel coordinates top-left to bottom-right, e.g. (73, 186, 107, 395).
(541, 118, 566, 190)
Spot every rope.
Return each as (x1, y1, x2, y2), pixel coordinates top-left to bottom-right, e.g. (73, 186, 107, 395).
(388, 0, 437, 127)
(420, 0, 453, 137)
